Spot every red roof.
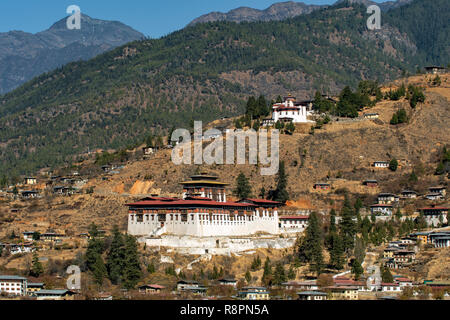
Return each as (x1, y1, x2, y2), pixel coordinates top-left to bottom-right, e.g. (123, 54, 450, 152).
(280, 215, 309, 220)
(381, 283, 399, 286)
(419, 207, 448, 210)
(126, 199, 256, 208)
(185, 196, 212, 201)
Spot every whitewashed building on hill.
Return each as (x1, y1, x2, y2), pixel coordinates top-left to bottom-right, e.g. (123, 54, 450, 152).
(262, 95, 314, 126)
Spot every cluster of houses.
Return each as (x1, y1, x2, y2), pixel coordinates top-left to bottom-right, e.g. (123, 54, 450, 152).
(285, 274, 419, 300)
(0, 275, 76, 300)
(383, 238, 416, 269)
(0, 173, 89, 200)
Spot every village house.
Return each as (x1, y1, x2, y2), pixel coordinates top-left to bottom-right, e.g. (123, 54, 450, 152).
(333, 277, 368, 292)
(2, 242, 34, 255)
(218, 278, 237, 287)
(370, 204, 393, 216)
(401, 190, 418, 199)
(138, 284, 165, 294)
(177, 280, 200, 291)
(0, 275, 28, 296)
(297, 291, 328, 300)
(424, 66, 447, 74)
(27, 282, 45, 295)
(24, 177, 37, 185)
(20, 190, 41, 199)
(263, 95, 314, 126)
(428, 186, 446, 197)
(377, 193, 399, 205)
(364, 113, 379, 119)
(33, 289, 77, 300)
(326, 286, 359, 300)
(394, 277, 414, 289)
(238, 287, 270, 300)
(373, 161, 390, 168)
(40, 232, 66, 243)
(425, 193, 444, 201)
(279, 215, 309, 233)
(282, 280, 318, 291)
(53, 186, 73, 196)
(313, 183, 331, 191)
(380, 283, 402, 293)
(424, 280, 450, 290)
(428, 232, 450, 248)
(362, 180, 378, 187)
(22, 231, 37, 241)
(410, 231, 430, 245)
(419, 206, 449, 226)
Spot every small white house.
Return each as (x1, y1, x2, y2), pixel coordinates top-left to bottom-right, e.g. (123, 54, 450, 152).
(373, 161, 390, 168)
(370, 204, 393, 216)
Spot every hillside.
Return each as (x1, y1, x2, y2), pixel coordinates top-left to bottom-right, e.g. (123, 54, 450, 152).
(0, 14, 144, 94)
(0, 0, 448, 179)
(0, 73, 448, 239)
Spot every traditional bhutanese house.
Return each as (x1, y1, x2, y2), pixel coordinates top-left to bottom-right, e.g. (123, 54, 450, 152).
(282, 280, 318, 291)
(313, 183, 331, 190)
(333, 277, 368, 292)
(373, 161, 389, 168)
(424, 280, 450, 290)
(394, 277, 413, 288)
(0, 275, 28, 296)
(428, 232, 450, 248)
(401, 190, 418, 199)
(380, 283, 401, 292)
(268, 95, 313, 125)
(21, 190, 40, 199)
(393, 250, 415, 264)
(177, 280, 199, 291)
(40, 232, 65, 243)
(370, 204, 393, 216)
(218, 278, 237, 287)
(425, 193, 444, 201)
(424, 66, 447, 74)
(419, 206, 449, 226)
(180, 172, 229, 202)
(377, 193, 399, 205)
(138, 284, 165, 294)
(22, 231, 36, 241)
(428, 186, 446, 197)
(279, 215, 309, 233)
(53, 186, 73, 195)
(364, 113, 379, 119)
(362, 180, 378, 187)
(297, 291, 328, 301)
(238, 287, 270, 300)
(7, 242, 34, 255)
(383, 246, 399, 258)
(24, 177, 37, 185)
(27, 282, 45, 294)
(33, 289, 77, 300)
(326, 286, 359, 300)
(410, 231, 430, 245)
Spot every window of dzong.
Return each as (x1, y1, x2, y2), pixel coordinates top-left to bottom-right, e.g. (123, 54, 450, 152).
(137, 215, 143, 222)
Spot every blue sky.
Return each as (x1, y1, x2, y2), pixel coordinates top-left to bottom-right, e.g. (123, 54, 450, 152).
(0, 0, 385, 38)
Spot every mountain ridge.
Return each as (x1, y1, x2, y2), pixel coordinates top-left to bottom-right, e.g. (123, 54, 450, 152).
(0, 14, 144, 94)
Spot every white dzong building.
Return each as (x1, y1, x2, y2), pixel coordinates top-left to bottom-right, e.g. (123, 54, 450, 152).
(263, 95, 314, 126)
(127, 173, 281, 237)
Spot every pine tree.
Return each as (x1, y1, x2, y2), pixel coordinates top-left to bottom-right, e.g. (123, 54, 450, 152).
(92, 254, 107, 285)
(382, 267, 394, 283)
(30, 251, 44, 277)
(233, 172, 252, 199)
(122, 235, 142, 289)
(389, 158, 398, 171)
(262, 257, 272, 286)
(273, 262, 286, 285)
(298, 212, 324, 275)
(340, 195, 356, 254)
(86, 237, 105, 271)
(351, 259, 364, 280)
(106, 225, 125, 284)
(329, 233, 345, 270)
(287, 266, 296, 280)
(245, 270, 252, 284)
